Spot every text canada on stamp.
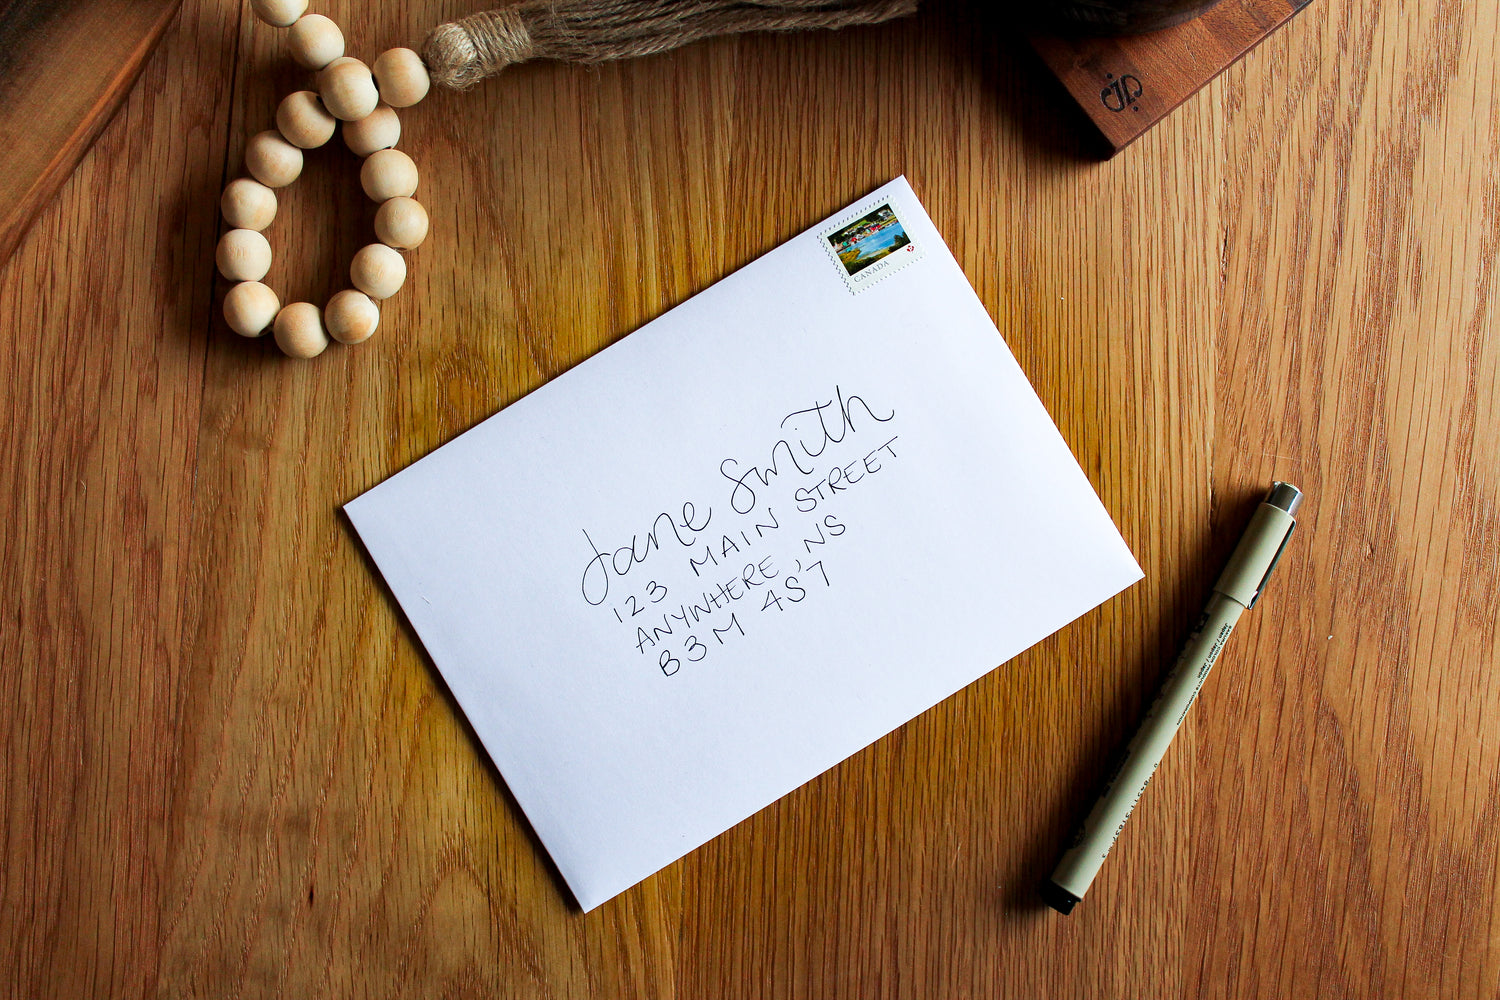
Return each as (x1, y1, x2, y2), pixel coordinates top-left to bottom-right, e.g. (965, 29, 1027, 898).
(819, 200, 925, 292)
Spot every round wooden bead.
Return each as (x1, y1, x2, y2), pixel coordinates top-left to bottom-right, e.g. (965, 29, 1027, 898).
(350, 244, 407, 300)
(287, 14, 344, 70)
(273, 302, 330, 358)
(250, 0, 306, 27)
(244, 130, 303, 187)
(216, 229, 273, 282)
(220, 178, 277, 231)
(223, 281, 280, 337)
(325, 289, 380, 344)
(360, 149, 418, 201)
(342, 104, 401, 157)
(317, 56, 379, 122)
(374, 197, 429, 250)
(276, 91, 336, 149)
(373, 48, 430, 108)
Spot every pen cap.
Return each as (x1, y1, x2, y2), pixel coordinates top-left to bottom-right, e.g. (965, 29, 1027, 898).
(1213, 483, 1301, 608)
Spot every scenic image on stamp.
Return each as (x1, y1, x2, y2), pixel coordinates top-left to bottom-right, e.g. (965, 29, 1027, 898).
(827, 204, 911, 276)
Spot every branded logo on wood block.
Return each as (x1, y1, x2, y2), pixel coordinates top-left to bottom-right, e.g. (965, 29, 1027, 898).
(1101, 73, 1143, 113)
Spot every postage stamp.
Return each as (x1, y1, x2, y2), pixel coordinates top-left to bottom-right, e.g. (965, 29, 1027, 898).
(818, 199, 925, 293)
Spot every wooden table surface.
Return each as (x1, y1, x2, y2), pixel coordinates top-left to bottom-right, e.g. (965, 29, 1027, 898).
(3, 0, 1497, 996)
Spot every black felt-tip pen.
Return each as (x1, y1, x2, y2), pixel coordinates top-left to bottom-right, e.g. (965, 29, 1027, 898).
(1040, 482, 1304, 915)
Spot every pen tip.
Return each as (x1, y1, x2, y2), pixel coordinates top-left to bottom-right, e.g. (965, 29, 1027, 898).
(1039, 879, 1080, 915)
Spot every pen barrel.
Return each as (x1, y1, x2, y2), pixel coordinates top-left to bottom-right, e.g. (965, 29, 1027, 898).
(1214, 502, 1297, 608)
(1049, 592, 1246, 902)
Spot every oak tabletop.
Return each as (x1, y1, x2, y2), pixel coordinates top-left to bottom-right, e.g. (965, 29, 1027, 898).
(3, 0, 1497, 997)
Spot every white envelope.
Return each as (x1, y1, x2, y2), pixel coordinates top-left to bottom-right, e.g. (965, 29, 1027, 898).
(346, 177, 1142, 911)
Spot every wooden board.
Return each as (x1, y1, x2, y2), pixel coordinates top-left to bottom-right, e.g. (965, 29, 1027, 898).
(1030, 0, 1312, 156)
(3, 0, 1500, 997)
(0, 0, 183, 268)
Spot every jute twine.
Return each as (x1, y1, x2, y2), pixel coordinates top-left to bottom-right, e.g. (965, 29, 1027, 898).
(423, 0, 919, 89)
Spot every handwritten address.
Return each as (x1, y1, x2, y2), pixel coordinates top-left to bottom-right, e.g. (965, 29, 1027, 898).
(576, 386, 901, 676)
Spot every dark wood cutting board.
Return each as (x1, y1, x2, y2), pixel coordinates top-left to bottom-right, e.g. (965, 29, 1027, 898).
(0, 0, 183, 269)
(1030, 0, 1314, 156)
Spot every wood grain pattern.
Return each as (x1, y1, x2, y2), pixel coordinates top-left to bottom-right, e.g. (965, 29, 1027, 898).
(1030, 0, 1311, 155)
(1, 0, 1496, 996)
(0, 0, 184, 270)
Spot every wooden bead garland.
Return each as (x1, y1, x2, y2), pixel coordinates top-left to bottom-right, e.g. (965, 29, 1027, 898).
(360, 149, 419, 202)
(221, 178, 277, 231)
(251, 0, 307, 28)
(325, 289, 380, 344)
(223, 281, 280, 337)
(374, 197, 429, 250)
(318, 57, 380, 121)
(288, 14, 345, 69)
(276, 90, 337, 149)
(217, 229, 273, 282)
(219, 2, 913, 360)
(273, 301, 331, 358)
(343, 104, 400, 156)
(372, 48, 431, 107)
(220, 5, 432, 358)
(351, 244, 407, 300)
